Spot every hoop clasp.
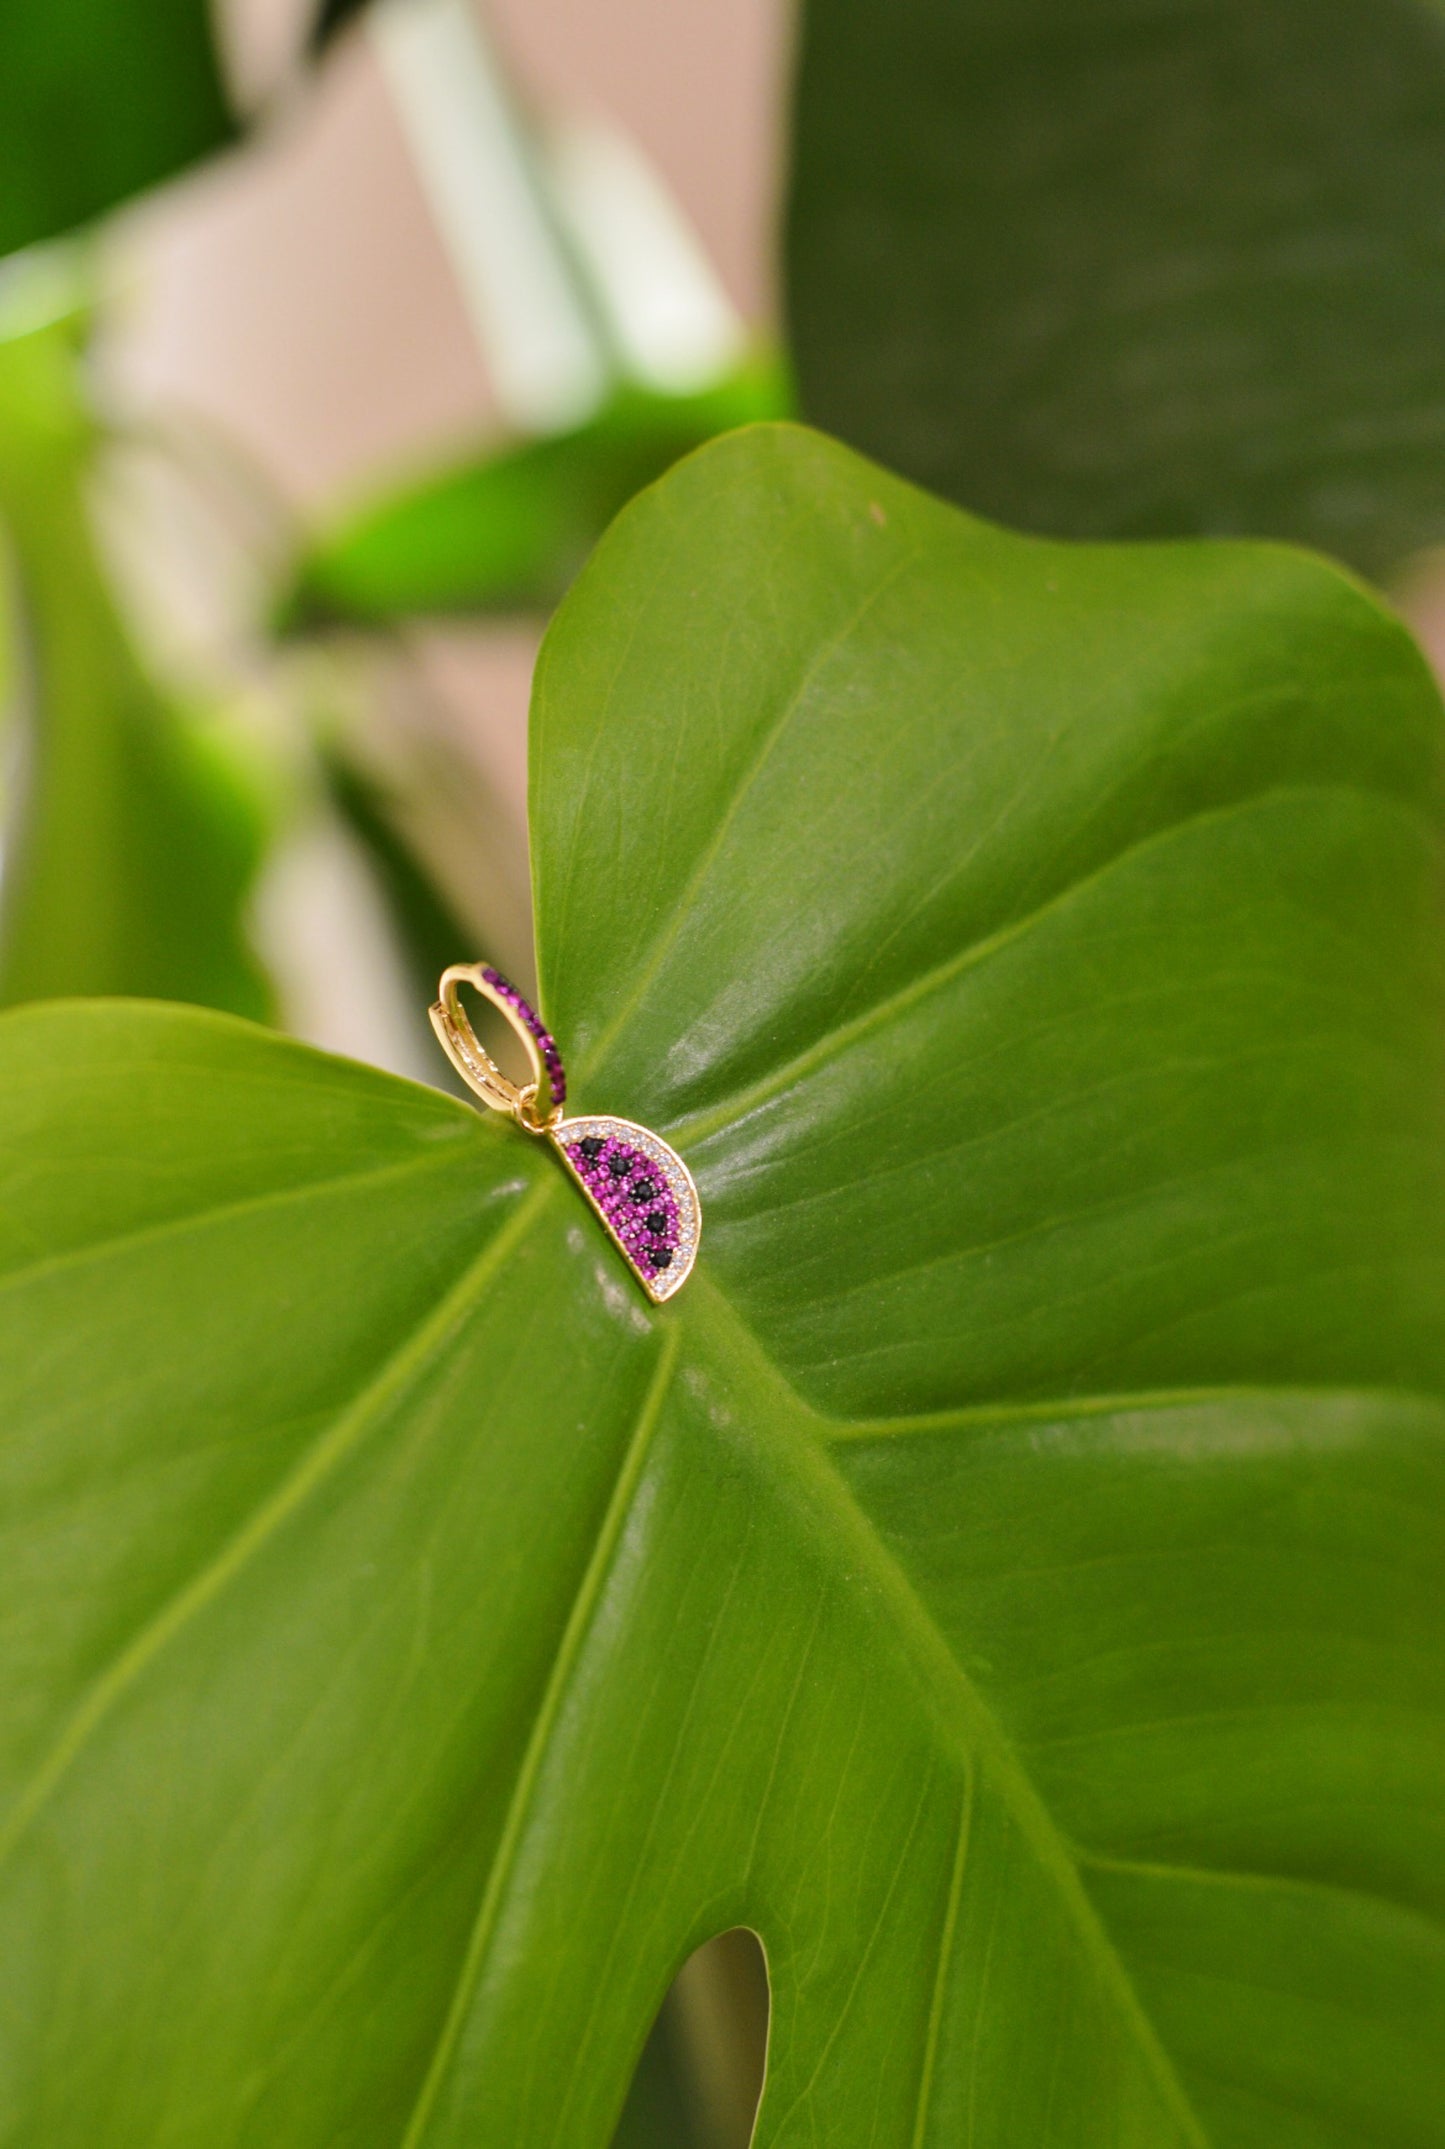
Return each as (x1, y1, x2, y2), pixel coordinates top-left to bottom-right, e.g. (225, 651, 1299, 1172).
(429, 962, 565, 1132)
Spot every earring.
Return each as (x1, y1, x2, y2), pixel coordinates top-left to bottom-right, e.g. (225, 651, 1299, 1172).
(430, 963, 701, 1304)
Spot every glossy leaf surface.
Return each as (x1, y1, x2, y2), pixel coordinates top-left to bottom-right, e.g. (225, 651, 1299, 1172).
(0, 309, 269, 1016)
(1, 426, 1443, 2145)
(274, 368, 788, 630)
(787, 0, 1445, 574)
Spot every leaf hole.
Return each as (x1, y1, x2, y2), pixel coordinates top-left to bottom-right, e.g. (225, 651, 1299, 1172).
(612, 1927, 770, 2149)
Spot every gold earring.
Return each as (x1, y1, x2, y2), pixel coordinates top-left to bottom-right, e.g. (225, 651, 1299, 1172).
(431, 963, 701, 1304)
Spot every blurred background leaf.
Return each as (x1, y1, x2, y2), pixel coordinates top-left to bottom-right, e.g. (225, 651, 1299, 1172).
(312, 0, 373, 48)
(0, 266, 270, 1015)
(0, 0, 237, 258)
(321, 751, 475, 1005)
(280, 0, 782, 636)
(0, 0, 776, 1048)
(786, 0, 1445, 576)
(275, 362, 789, 629)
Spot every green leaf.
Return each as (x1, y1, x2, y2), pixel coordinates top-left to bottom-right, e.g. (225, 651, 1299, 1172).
(274, 366, 790, 630)
(0, 0, 376, 258)
(2, 424, 1444, 2145)
(0, 304, 270, 1017)
(786, 0, 1445, 575)
(0, 0, 236, 258)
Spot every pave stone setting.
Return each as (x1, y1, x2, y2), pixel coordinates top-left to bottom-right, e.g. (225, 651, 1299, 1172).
(554, 1115, 700, 1303)
(478, 966, 565, 1108)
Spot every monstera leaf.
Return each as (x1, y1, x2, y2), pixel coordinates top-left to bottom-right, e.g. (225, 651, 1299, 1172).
(1, 425, 1443, 2146)
(786, 0, 1445, 576)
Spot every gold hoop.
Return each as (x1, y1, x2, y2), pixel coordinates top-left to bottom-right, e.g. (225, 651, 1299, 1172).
(429, 963, 560, 1131)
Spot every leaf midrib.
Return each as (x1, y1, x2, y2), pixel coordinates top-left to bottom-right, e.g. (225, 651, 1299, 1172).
(350, 1211, 1224, 2147)
(395, 1322, 682, 2149)
(553, 537, 929, 1085)
(685, 1270, 1216, 2149)
(0, 1143, 482, 1304)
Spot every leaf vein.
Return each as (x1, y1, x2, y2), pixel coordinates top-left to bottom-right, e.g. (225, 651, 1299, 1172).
(397, 1323, 681, 2149)
(0, 1179, 552, 1876)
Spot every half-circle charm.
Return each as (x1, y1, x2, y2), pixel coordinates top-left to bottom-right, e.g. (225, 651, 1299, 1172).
(554, 1115, 701, 1304)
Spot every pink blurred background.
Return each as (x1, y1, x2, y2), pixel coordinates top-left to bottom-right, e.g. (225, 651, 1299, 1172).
(122, 0, 786, 505)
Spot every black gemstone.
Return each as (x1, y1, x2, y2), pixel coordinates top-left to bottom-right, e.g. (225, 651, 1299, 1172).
(645, 1210, 667, 1236)
(631, 1176, 657, 1204)
(579, 1136, 603, 1161)
(606, 1152, 632, 1180)
(648, 1248, 673, 1270)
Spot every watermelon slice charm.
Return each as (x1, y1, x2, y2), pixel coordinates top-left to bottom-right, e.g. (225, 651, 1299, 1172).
(553, 1117, 700, 1303)
(429, 963, 701, 1304)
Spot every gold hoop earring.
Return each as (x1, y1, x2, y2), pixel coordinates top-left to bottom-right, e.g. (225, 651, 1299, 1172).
(430, 962, 701, 1304)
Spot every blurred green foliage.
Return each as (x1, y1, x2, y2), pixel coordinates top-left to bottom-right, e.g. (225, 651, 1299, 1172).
(0, 0, 235, 257)
(0, 278, 269, 1016)
(276, 363, 791, 630)
(788, 0, 1445, 574)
